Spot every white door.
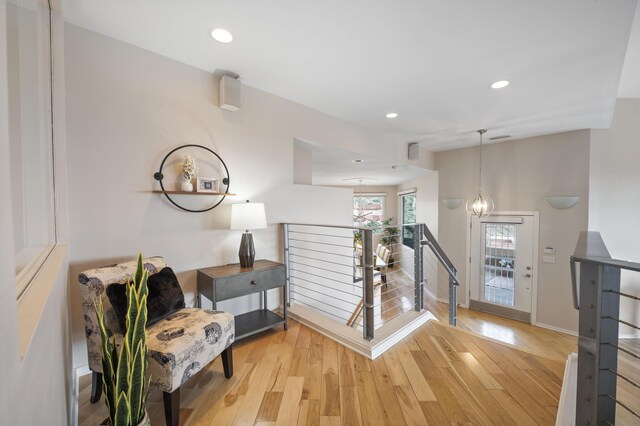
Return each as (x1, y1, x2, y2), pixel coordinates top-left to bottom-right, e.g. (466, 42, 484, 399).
(469, 214, 536, 322)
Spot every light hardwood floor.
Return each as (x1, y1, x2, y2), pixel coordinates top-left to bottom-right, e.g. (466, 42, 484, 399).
(79, 298, 578, 425)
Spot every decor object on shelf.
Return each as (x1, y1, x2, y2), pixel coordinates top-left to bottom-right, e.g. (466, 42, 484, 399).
(153, 144, 232, 212)
(546, 196, 580, 209)
(79, 256, 234, 426)
(466, 129, 495, 218)
(231, 201, 267, 268)
(442, 198, 464, 209)
(95, 253, 151, 426)
(196, 177, 219, 193)
(180, 154, 198, 192)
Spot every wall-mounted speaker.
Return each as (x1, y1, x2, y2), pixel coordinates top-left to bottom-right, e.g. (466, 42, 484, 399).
(408, 142, 419, 160)
(220, 75, 241, 111)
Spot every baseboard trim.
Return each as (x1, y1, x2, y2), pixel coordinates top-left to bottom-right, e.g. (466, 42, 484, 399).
(556, 353, 578, 426)
(619, 333, 640, 339)
(534, 322, 578, 336)
(424, 288, 449, 304)
(470, 299, 531, 323)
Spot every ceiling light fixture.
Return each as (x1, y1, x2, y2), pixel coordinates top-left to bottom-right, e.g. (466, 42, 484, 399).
(466, 129, 494, 218)
(490, 80, 510, 89)
(211, 28, 233, 43)
(352, 159, 363, 163)
(385, 112, 398, 118)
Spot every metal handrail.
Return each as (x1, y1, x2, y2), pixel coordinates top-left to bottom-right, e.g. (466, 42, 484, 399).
(571, 230, 640, 424)
(420, 223, 459, 325)
(421, 225, 458, 281)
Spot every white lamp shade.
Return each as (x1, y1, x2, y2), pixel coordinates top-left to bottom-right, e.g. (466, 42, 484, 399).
(230, 202, 267, 230)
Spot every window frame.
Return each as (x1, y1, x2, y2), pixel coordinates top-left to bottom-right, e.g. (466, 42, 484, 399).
(399, 190, 416, 248)
(7, 0, 60, 301)
(353, 192, 386, 231)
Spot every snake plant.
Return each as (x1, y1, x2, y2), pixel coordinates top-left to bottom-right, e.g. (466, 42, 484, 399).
(96, 254, 150, 426)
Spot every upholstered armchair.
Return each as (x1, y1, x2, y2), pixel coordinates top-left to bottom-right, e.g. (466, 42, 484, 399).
(78, 257, 234, 426)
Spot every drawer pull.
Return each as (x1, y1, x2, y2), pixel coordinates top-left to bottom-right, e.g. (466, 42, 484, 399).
(250, 280, 257, 285)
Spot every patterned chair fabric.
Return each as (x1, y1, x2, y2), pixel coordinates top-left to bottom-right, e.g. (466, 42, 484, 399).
(78, 257, 235, 393)
(147, 308, 234, 392)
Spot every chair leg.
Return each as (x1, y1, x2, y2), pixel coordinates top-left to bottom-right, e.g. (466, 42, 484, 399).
(90, 371, 103, 403)
(221, 345, 233, 378)
(163, 388, 180, 426)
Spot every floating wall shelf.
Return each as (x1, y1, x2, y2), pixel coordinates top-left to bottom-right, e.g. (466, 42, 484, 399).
(153, 144, 232, 212)
(152, 190, 237, 196)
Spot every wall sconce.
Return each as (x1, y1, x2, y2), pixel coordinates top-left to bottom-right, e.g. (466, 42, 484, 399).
(545, 196, 580, 209)
(442, 198, 464, 209)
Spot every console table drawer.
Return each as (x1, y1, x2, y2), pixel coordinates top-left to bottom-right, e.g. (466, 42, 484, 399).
(215, 267, 285, 301)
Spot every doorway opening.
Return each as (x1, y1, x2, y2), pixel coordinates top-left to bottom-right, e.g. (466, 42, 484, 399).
(468, 213, 539, 323)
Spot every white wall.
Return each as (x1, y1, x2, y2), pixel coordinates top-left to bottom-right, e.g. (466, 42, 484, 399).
(436, 131, 590, 332)
(590, 99, 640, 337)
(64, 24, 408, 369)
(293, 142, 312, 185)
(396, 171, 439, 298)
(0, 2, 71, 425)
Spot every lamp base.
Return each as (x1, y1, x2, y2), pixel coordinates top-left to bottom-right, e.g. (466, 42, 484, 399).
(238, 232, 255, 268)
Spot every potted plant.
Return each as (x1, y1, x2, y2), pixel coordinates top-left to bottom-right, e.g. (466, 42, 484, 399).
(95, 254, 151, 426)
(380, 218, 400, 267)
(180, 154, 198, 191)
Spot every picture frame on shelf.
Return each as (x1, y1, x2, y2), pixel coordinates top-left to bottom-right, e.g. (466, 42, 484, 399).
(196, 177, 219, 193)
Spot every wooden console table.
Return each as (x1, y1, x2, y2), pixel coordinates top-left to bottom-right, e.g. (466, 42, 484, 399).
(197, 260, 287, 340)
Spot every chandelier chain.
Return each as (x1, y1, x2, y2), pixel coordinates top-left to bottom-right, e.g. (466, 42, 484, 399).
(478, 129, 487, 194)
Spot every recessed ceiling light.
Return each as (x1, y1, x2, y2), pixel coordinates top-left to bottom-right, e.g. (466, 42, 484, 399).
(352, 159, 363, 163)
(211, 28, 233, 43)
(490, 80, 510, 89)
(385, 112, 398, 118)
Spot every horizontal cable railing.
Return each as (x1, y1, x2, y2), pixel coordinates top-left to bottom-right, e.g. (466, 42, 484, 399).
(283, 223, 431, 341)
(282, 221, 460, 343)
(570, 231, 640, 424)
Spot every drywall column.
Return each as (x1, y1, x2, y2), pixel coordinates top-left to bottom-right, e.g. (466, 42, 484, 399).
(590, 99, 640, 338)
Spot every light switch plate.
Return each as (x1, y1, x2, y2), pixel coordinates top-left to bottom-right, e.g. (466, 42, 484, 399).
(544, 246, 555, 254)
(543, 256, 556, 264)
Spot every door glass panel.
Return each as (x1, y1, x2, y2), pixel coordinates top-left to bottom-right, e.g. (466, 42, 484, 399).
(483, 224, 515, 307)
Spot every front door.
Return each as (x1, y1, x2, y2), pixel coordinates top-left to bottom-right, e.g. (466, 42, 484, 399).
(469, 214, 535, 322)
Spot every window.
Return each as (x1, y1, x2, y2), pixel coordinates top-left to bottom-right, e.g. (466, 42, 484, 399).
(7, 0, 57, 298)
(353, 194, 385, 229)
(400, 192, 416, 248)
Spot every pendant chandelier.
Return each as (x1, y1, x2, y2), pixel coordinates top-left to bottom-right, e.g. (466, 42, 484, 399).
(466, 129, 494, 218)
(353, 179, 372, 224)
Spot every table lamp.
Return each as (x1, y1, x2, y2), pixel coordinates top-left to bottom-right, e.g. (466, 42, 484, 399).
(230, 200, 267, 267)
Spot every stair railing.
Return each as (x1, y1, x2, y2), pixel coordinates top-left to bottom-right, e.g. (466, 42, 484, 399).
(421, 224, 461, 325)
(570, 231, 640, 424)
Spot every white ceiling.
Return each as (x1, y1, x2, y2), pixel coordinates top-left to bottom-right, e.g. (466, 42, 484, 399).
(61, 0, 639, 154)
(296, 140, 430, 186)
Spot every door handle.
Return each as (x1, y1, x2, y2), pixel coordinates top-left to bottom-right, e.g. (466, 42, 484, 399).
(521, 274, 531, 278)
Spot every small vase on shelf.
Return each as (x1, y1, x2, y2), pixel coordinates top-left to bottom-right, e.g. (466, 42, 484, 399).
(181, 179, 193, 192)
